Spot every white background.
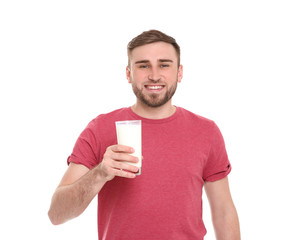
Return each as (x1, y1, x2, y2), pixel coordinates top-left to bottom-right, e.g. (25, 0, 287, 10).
(1, 0, 291, 239)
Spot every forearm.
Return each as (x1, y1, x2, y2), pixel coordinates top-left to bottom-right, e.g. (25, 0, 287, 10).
(48, 164, 107, 225)
(212, 206, 241, 240)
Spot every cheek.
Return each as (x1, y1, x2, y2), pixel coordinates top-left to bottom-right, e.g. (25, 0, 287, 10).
(165, 70, 178, 81)
(132, 70, 147, 82)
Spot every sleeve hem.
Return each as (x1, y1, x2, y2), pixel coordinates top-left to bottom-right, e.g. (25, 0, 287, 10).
(67, 155, 96, 170)
(204, 164, 232, 182)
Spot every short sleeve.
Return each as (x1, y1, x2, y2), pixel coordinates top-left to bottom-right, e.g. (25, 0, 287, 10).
(203, 122, 231, 182)
(67, 120, 101, 170)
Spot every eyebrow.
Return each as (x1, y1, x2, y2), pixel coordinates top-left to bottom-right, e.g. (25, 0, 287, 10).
(134, 59, 174, 64)
(135, 60, 149, 64)
(159, 59, 173, 63)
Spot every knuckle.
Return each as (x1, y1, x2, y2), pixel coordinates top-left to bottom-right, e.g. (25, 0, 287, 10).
(115, 162, 123, 169)
(116, 169, 122, 177)
(103, 151, 112, 160)
(115, 144, 121, 151)
(116, 152, 124, 160)
(106, 146, 112, 152)
(114, 144, 122, 151)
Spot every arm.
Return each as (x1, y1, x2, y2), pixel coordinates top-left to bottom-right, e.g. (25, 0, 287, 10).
(204, 177, 241, 240)
(48, 145, 139, 225)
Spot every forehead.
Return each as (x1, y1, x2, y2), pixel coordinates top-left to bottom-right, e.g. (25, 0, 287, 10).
(130, 42, 178, 63)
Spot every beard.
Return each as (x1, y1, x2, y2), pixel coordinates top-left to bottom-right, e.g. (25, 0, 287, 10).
(131, 81, 178, 108)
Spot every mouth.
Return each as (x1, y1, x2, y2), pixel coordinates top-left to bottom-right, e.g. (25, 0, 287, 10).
(144, 85, 165, 92)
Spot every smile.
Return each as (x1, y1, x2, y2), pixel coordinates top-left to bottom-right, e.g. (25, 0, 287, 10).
(145, 85, 164, 90)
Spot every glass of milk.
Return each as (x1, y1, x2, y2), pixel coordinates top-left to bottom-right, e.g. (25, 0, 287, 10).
(115, 120, 142, 175)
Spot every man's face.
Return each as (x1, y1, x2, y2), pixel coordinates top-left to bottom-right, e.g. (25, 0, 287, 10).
(126, 42, 183, 108)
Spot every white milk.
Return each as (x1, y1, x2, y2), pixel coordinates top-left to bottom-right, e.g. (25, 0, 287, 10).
(115, 120, 142, 175)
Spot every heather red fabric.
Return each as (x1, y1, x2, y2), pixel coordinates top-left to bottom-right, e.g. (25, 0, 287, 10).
(68, 107, 231, 240)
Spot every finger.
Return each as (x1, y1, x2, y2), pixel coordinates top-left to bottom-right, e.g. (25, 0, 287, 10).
(111, 161, 139, 173)
(110, 144, 135, 153)
(114, 168, 136, 179)
(111, 152, 139, 163)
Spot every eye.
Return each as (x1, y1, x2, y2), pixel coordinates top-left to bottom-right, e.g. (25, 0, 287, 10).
(161, 64, 169, 68)
(139, 65, 149, 69)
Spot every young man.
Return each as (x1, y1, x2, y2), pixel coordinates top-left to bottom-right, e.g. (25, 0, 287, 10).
(48, 30, 240, 240)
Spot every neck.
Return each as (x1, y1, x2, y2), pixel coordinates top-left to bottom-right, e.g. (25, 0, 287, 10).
(131, 100, 176, 119)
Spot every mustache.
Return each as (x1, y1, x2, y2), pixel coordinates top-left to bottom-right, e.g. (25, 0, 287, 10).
(144, 80, 165, 85)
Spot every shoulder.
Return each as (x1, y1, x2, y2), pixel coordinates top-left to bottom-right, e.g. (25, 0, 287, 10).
(84, 107, 130, 134)
(177, 107, 215, 127)
(88, 107, 128, 125)
(176, 107, 223, 140)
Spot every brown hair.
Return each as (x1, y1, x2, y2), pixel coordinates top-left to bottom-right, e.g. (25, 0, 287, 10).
(127, 29, 181, 67)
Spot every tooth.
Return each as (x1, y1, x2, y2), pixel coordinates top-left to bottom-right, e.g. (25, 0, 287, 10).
(149, 86, 162, 89)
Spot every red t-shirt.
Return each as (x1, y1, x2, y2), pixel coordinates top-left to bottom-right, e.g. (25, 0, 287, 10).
(68, 107, 231, 240)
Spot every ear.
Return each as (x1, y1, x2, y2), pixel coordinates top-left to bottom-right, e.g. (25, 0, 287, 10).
(177, 65, 183, 83)
(126, 66, 131, 83)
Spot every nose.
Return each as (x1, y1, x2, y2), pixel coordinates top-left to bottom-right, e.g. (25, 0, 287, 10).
(148, 67, 161, 82)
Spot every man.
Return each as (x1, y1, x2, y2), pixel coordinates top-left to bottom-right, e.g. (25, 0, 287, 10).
(48, 30, 240, 240)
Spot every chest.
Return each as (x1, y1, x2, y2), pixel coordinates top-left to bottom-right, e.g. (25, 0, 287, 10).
(141, 122, 209, 179)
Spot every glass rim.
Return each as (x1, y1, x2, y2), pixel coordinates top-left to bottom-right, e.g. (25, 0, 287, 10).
(115, 120, 141, 125)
